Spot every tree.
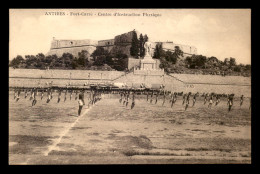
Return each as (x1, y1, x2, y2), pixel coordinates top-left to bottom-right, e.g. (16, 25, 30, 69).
(144, 34, 148, 42)
(245, 64, 251, 71)
(60, 53, 74, 68)
(130, 30, 139, 58)
(36, 53, 45, 60)
(139, 34, 145, 57)
(45, 55, 57, 68)
(105, 55, 114, 65)
(224, 58, 229, 65)
(93, 55, 106, 66)
(114, 52, 128, 59)
(10, 55, 24, 68)
(25, 55, 37, 67)
(91, 47, 108, 61)
(229, 57, 236, 66)
(77, 50, 89, 67)
(114, 58, 127, 71)
(195, 55, 207, 67)
(159, 57, 171, 73)
(165, 51, 177, 64)
(234, 66, 241, 72)
(153, 43, 164, 59)
(185, 55, 207, 69)
(173, 46, 183, 59)
(71, 58, 78, 69)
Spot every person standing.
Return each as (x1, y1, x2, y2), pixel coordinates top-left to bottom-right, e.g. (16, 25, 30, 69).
(192, 93, 197, 107)
(14, 88, 17, 100)
(78, 93, 85, 116)
(228, 94, 234, 111)
(119, 91, 123, 103)
(24, 89, 28, 98)
(169, 92, 173, 104)
(50, 89, 53, 100)
(171, 93, 175, 108)
(174, 92, 177, 103)
(70, 90, 73, 100)
(240, 95, 244, 107)
(208, 95, 213, 108)
(162, 91, 166, 106)
(215, 95, 220, 106)
(32, 89, 37, 106)
(126, 91, 130, 107)
(185, 93, 191, 110)
(123, 91, 126, 105)
(64, 89, 67, 102)
(41, 90, 44, 100)
(57, 89, 61, 103)
(182, 93, 186, 105)
(204, 93, 208, 105)
(131, 91, 135, 109)
(155, 91, 159, 104)
(150, 91, 154, 103)
(186, 92, 191, 105)
(75, 90, 78, 100)
(46, 88, 51, 103)
(16, 89, 21, 102)
(30, 89, 34, 100)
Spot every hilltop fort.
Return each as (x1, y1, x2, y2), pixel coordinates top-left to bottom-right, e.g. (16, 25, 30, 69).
(46, 30, 197, 59)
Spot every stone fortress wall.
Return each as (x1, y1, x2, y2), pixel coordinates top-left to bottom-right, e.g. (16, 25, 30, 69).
(47, 46, 97, 58)
(46, 30, 197, 59)
(97, 39, 115, 53)
(47, 38, 98, 57)
(109, 30, 141, 56)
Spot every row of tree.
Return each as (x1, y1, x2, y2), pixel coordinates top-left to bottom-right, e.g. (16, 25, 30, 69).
(9, 51, 90, 70)
(9, 48, 129, 71)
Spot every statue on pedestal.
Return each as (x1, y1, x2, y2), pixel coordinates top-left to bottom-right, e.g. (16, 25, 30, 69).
(144, 42, 152, 58)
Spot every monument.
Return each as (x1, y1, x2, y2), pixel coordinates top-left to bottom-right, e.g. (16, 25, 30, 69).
(134, 42, 164, 75)
(140, 42, 158, 70)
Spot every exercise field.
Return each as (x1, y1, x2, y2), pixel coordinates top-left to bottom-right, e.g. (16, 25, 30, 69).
(9, 93, 251, 164)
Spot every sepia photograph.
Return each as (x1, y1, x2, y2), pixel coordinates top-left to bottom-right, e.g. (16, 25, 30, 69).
(9, 8, 251, 164)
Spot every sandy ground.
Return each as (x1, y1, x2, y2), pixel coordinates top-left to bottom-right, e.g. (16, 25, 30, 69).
(9, 93, 251, 164)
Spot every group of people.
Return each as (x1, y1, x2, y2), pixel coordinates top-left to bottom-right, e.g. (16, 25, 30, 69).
(12, 87, 103, 116)
(119, 90, 135, 109)
(128, 90, 250, 112)
(12, 87, 251, 117)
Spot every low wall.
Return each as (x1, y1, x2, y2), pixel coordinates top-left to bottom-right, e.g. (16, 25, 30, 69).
(134, 69, 164, 76)
(128, 58, 161, 70)
(9, 69, 124, 80)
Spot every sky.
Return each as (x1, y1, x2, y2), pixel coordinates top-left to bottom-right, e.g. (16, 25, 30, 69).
(9, 9, 251, 64)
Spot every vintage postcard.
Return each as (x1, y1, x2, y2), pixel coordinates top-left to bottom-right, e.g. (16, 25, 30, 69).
(9, 9, 251, 164)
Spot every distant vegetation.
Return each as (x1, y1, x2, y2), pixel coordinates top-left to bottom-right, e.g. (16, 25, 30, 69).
(153, 43, 251, 77)
(9, 49, 128, 71)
